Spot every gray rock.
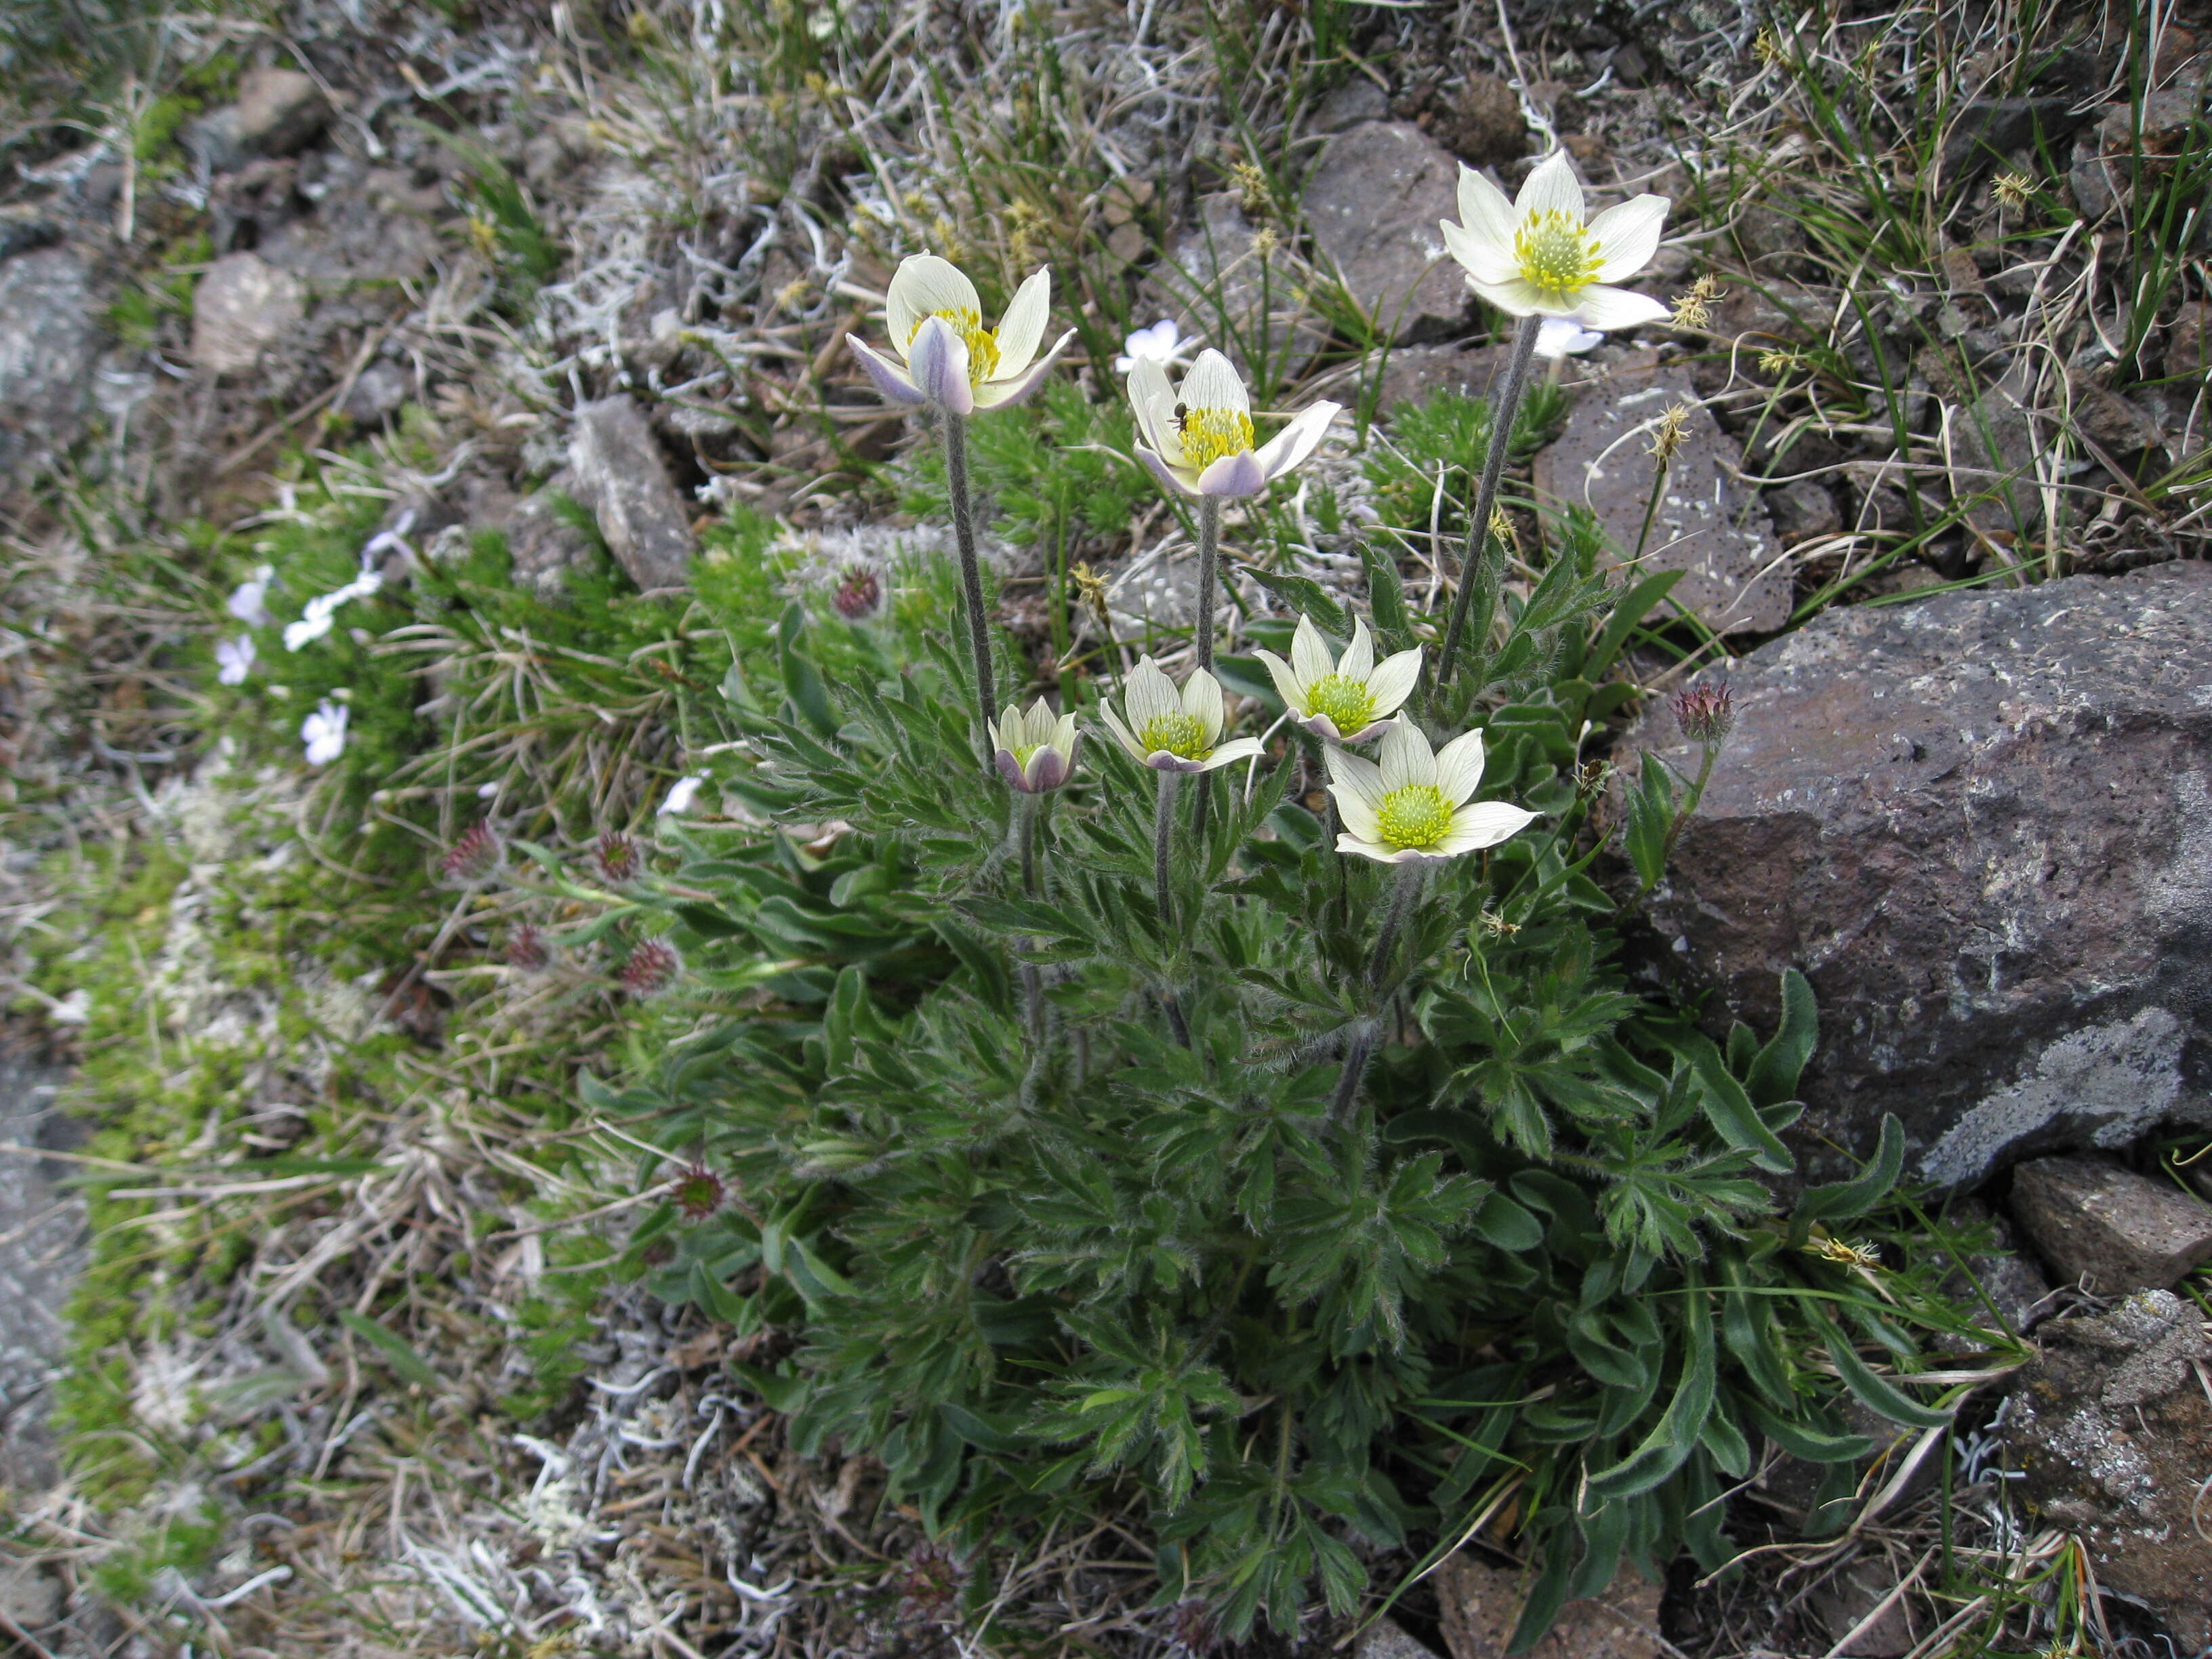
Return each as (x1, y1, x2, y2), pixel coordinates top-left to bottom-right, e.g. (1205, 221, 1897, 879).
(1303, 121, 1471, 344)
(2067, 374, 2161, 460)
(504, 472, 599, 600)
(2167, 301, 2211, 381)
(0, 247, 101, 487)
(1355, 1616, 1441, 1659)
(1765, 479, 1840, 544)
(1940, 97, 2093, 176)
(1143, 192, 1326, 382)
(2010, 1156, 2212, 1293)
(187, 67, 329, 171)
(2068, 136, 2117, 221)
(1936, 1201, 2053, 1336)
(190, 251, 307, 375)
(1437, 1553, 1666, 1659)
(342, 361, 409, 425)
(2003, 1291, 2212, 1650)
(1616, 562, 2212, 1189)
(0, 1047, 82, 1496)
(1952, 361, 2040, 550)
(1532, 354, 1793, 634)
(258, 156, 437, 284)
(1808, 1560, 1921, 1657)
(569, 401, 696, 592)
(0, 1555, 62, 1631)
(1309, 76, 1391, 134)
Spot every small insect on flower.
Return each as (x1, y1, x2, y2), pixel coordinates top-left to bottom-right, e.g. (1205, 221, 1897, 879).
(620, 939, 681, 998)
(845, 253, 1075, 417)
(1128, 348, 1340, 499)
(989, 698, 1081, 793)
(440, 820, 502, 883)
(1254, 614, 1422, 744)
(506, 924, 550, 971)
(1439, 150, 1672, 330)
(1648, 402, 1694, 464)
(1100, 657, 1266, 775)
(595, 830, 641, 885)
(1805, 1235, 1885, 1271)
(1326, 724, 1539, 864)
(1992, 171, 2034, 211)
(1672, 680, 1736, 745)
(831, 562, 884, 621)
(670, 1163, 726, 1220)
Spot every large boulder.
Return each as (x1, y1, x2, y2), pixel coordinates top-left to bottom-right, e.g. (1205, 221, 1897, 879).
(1618, 562, 2212, 1187)
(1303, 121, 1471, 344)
(568, 398, 697, 592)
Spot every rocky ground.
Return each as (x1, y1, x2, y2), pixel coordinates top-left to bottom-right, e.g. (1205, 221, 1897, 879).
(3, 0, 2211, 1654)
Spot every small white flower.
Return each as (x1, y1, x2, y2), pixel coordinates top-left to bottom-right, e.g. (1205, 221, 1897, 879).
(301, 699, 349, 766)
(1114, 317, 1187, 374)
(845, 253, 1074, 417)
(1326, 723, 1538, 864)
(283, 571, 383, 651)
(226, 566, 274, 627)
(1440, 150, 1671, 331)
(988, 699, 1081, 793)
(1534, 316, 1605, 359)
(1128, 348, 1340, 499)
(658, 774, 708, 816)
(1254, 615, 1421, 744)
(215, 634, 257, 686)
(1099, 656, 1266, 775)
(477, 781, 499, 799)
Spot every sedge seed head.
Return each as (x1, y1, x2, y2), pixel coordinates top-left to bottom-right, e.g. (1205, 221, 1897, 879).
(1650, 402, 1693, 463)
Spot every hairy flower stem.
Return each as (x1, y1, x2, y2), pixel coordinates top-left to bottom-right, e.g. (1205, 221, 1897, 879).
(1436, 312, 1540, 693)
(1153, 771, 1191, 1048)
(941, 411, 998, 735)
(1330, 1028, 1375, 1122)
(1366, 861, 1425, 993)
(1019, 794, 1044, 1038)
(1189, 497, 1223, 848)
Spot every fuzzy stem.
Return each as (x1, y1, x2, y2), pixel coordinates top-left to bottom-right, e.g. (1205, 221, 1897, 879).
(1436, 312, 1542, 691)
(1329, 1027, 1375, 1122)
(1194, 495, 1223, 673)
(1153, 769, 1181, 933)
(1019, 792, 1044, 1039)
(1366, 860, 1425, 994)
(941, 411, 998, 733)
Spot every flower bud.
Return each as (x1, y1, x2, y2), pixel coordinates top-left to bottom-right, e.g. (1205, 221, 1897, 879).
(671, 1162, 725, 1219)
(595, 830, 640, 885)
(832, 562, 884, 621)
(620, 938, 681, 997)
(507, 923, 550, 971)
(440, 820, 501, 883)
(1672, 680, 1736, 745)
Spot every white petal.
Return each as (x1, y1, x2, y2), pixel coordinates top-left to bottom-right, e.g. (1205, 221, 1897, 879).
(1440, 214, 1516, 285)
(1193, 450, 1269, 497)
(1515, 150, 1585, 226)
(1335, 832, 1410, 863)
(1456, 163, 1519, 253)
(659, 775, 707, 815)
(1440, 800, 1540, 851)
(993, 267, 1051, 377)
(1466, 275, 1556, 318)
(1124, 657, 1182, 733)
(1366, 648, 1422, 717)
(1433, 728, 1488, 806)
(1128, 357, 1183, 462)
(1584, 196, 1671, 283)
(1179, 348, 1250, 419)
(1569, 285, 1672, 331)
(886, 253, 980, 355)
(848, 335, 926, 404)
(1136, 445, 1199, 498)
(1197, 736, 1265, 773)
(971, 330, 1072, 409)
(1252, 401, 1339, 483)
(907, 316, 974, 414)
(1254, 649, 1306, 710)
(1534, 316, 1581, 359)
(1183, 666, 1227, 745)
(1378, 721, 1435, 793)
(1290, 614, 1331, 687)
(1340, 617, 1374, 682)
(1098, 703, 1150, 764)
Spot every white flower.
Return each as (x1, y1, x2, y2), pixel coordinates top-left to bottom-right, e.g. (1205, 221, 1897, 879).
(215, 634, 256, 686)
(227, 566, 274, 627)
(1254, 615, 1421, 744)
(988, 699, 1080, 793)
(1114, 318, 1187, 374)
(1128, 348, 1340, 499)
(845, 253, 1073, 417)
(283, 571, 383, 651)
(658, 774, 708, 816)
(1099, 657, 1266, 775)
(1439, 151, 1671, 330)
(1326, 723, 1538, 864)
(1534, 316, 1605, 359)
(301, 699, 349, 766)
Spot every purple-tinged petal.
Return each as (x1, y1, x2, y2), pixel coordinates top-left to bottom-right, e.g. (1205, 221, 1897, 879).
(907, 316, 975, 415)
(1194, 449, 1269, 497)
(1135, 444, 1198, 498)
(848, 335, 926, 407)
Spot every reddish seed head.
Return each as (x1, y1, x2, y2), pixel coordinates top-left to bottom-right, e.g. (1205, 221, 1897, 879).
(441, 821, 501, 882)
(1672, 680, 1736, 745)
(895, 1543, 966, 1625)
(672, 1163, 724, 1220)
(1168, 1599, 1218, 1655)
(506, 923, 549, 970)
(832, 562, 883, 621)
(620, 938, 680, 997)
(595, 830, 640, 884)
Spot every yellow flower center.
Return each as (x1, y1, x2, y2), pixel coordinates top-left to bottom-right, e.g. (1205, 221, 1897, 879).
(1304, 673, 1376, 735)
(1177, 405, 1255, 472)
(1513, 210, 1601, 299)
(1375, 783, 1453, 850)
(1137, 710, 1208, 758)
(909, 306, 1000, 384)
(1009, 740, 1043, 768)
